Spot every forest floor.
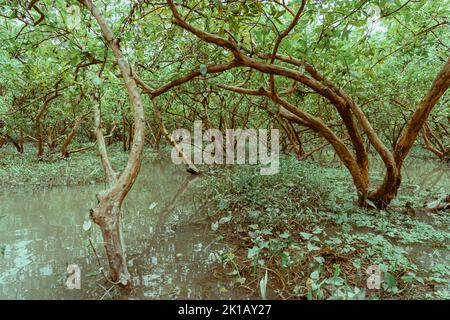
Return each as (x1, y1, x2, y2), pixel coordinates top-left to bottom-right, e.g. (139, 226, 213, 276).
(0, 144, 449, 299)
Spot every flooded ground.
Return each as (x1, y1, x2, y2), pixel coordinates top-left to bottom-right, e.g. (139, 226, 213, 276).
(0, 154, 448, 299)
(0, 159, 245, 299)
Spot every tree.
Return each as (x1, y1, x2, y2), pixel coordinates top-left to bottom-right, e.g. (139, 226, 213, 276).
(165, 0, 449, 208)
(79, 0, 146, 286)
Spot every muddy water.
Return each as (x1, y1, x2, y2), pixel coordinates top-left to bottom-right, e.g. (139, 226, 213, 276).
(0, 160, 240, 299)
(0, 155, 447, 299)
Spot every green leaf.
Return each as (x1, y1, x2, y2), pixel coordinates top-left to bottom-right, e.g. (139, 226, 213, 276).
(312, 226, 323, 234)
(310, 270, 320, 281)
(248, 246, 260, 259)
(307, 241, 320, 252)
(384, 272, 397, 289)
(91, 76, 102, 86)
(300, 232, 313, 240)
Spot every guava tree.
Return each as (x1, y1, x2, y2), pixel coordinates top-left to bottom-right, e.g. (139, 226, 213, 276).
(164, 0, 449, 208)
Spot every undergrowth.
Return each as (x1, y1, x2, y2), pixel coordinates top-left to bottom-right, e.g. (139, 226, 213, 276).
(0, 144, 157, 189)
(198, 155, 450, 300)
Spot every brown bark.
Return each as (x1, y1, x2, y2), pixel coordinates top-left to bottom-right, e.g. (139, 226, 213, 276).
(107, 123, 117, 146)
(301, 141, 333, 160)
(166, 0, 372, 202)
(166, 1, 450, 208)
(1, 132, 23, 153)
(368, 58, 450, 207)
(280, 120, 305, 159)
(34, 81, 69, 159)
(122, 115, 127, 151)
(61, 114, 84, 158)
(80, 0, 146, 287)
(422, 123, 449, 160)
(217, 83, 370, 203)
(69, 144, 95, 155)
(35, 95, 55, 159)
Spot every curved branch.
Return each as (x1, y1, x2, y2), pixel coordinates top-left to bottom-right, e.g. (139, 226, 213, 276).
(269, 0, 307, 91)
(394, 57, 450, 165)
(217, 83, 367, 196)
(134, 60, 239, 99)
(167, 0, 242, 59)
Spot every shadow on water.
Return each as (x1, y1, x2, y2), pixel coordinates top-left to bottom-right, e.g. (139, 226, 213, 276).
(0, 158, 248, 299)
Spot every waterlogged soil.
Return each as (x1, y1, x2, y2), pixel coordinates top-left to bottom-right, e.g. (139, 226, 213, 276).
(0, 152, 448, 299)
(0, 160, 248, 299)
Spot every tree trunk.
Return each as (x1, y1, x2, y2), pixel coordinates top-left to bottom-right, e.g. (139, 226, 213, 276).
(35, 82, 64, 159)
(422, 123, 449, 161)
(152, 100, 200, 174)
(36, 120, 44, 159)
(368, 58, 450, 208)
(19, 130, 24, 153)
(80, 0, 146, 287)
(281, 120, 305, 159)
(61, 114, 84, 158)
(121, 107, 128, 152)
(2, 132, 23, 153)
(160, 5, 450, 209)
(90, 197, 129, 284)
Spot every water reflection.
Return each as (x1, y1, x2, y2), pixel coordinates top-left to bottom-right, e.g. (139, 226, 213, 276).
(0, 160, 240, 299)
(2, 155, 446, 299)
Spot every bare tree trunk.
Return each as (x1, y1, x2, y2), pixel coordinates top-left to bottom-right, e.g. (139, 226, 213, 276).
(152, 100, 200, 174)
(19, 130, 24, 153)
(80, 0, 146, 287)
(2, 132, 23, 153)
(61, 114, 84, 158)
(35, 82, 64, 159)
(107, 123, 117, 146)
(281, 120, 305, 159)
(121, 104, 128, 152)
(35, 119, 44, 159)
(422, 123, 449, 161)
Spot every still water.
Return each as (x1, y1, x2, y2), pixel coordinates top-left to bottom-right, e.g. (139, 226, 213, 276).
(0, 155, 448, 299)
(0, 160, 240, 299)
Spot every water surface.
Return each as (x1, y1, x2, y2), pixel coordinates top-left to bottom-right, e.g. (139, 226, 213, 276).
(0, 160, 239, 299)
